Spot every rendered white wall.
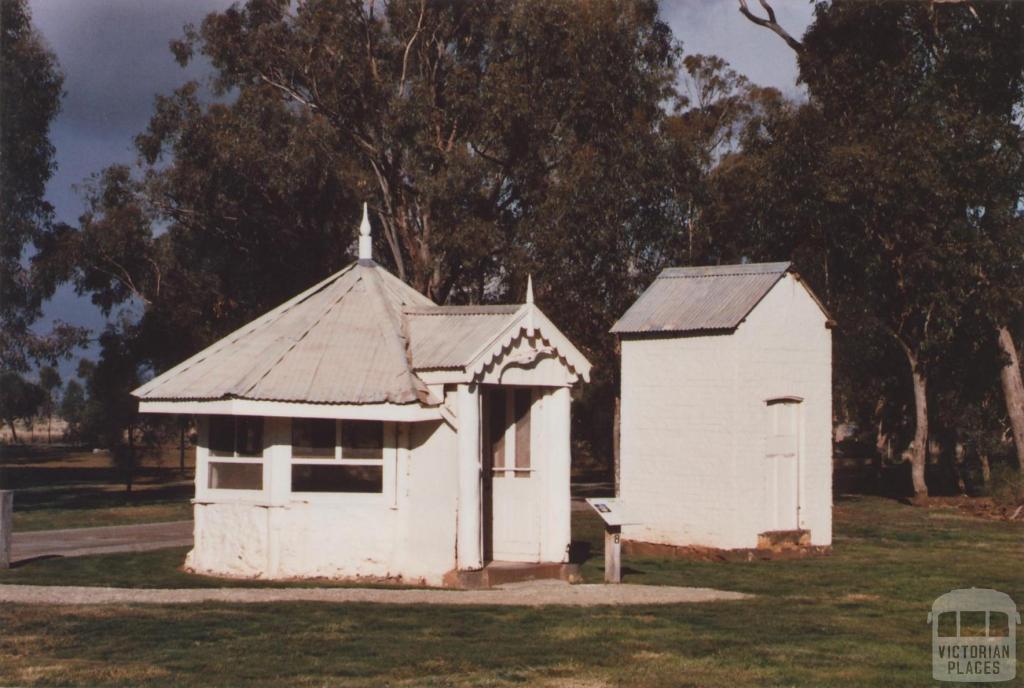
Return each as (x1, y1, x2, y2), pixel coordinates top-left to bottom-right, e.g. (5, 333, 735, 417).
(187, 418, 460, 586)
(185, 380, 574, 583)
(620, 273, 832, 549)
(733, 275, 833, 546)
(619, 331, 740, 548)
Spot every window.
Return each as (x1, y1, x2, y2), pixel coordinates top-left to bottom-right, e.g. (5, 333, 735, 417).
(292, 418, 335, 459)
(342, 421, 384, 460)
(487, 389, 506, 470)
(206, 416, 264, 491)
(484, 387, 533, 478)
(290, 419, 385, 494)
(209, 416, 263, 457)
(514, 388, 532, 476)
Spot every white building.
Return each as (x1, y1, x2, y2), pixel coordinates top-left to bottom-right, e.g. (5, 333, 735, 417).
(134, 206, 591, 586)
(611, 263, 833, 551)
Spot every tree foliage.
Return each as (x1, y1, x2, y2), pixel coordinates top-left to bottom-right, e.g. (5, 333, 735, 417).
(0, 0, 86, 371)
(37, 0, 1024, 498)
(0, 371, 45, 442)
(729, 0, 1024, 496)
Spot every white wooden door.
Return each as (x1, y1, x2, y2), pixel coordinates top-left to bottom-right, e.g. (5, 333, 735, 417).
(765, 400, 800, 531)
(484, 387, 542, 562)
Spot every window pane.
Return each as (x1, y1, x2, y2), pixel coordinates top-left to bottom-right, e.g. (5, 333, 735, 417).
(235, 417, 263, 456)
(209, 461, 262, 490)
(990, 612, 1009, 637)
(937, 611, 957, 638)
(487, 388, 506, 470)
(341, 421, 383, 459)
(292, 418, 335, 459)
(960, 611, 987, 637)
(208, 416, 234, 456)
(291, 464, 382, 493)
(514, 388, 531, 472)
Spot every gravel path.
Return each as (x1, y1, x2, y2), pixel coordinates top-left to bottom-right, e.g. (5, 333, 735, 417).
(0, 580, 750, 606)
(11, 521, 193, 562)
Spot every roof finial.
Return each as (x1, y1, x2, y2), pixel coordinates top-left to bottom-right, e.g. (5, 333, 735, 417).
(526, 274, 534, 304)
(358, 202, 372, 261)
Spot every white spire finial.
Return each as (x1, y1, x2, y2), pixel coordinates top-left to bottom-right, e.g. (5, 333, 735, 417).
(526, 274, 534, 304)
(358, 202, 372, 261)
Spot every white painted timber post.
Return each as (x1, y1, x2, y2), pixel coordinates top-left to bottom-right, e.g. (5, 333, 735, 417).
(456, 383, 483, 570)
(0, 490, 12, 569)
(604, 525, 622, 583)
(543, 386, 572, 563)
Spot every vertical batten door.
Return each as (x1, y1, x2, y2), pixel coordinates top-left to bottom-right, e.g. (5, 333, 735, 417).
(543, 386, 572, 562)
(456, 383, 483, 570)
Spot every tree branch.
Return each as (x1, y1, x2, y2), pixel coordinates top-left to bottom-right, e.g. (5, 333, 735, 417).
(738, 0, 803, 53)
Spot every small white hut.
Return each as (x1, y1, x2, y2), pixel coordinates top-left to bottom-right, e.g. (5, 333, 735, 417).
(611, 262, 833, 551)
(134, 206, 591, 586)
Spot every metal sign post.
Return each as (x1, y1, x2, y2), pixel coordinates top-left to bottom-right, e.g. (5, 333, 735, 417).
(0, 490, 12, 569)
(585, 498, 636, 584)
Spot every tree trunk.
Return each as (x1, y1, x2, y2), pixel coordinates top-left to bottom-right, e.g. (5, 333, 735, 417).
(996, 325, 1024, 473)
(980, 452, 991, 485)
(873, 396, 889, 489)
(896, 337, 929, 499)
(6, 421, 18, 444)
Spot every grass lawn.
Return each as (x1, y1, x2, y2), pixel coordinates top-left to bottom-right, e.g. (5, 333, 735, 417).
(1, 444, 194, 531)
(0, 495, 1021, 687)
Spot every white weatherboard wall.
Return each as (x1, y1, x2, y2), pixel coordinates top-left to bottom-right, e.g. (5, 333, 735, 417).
(620, 273, 832, 549)
(187, 418, 459, 586)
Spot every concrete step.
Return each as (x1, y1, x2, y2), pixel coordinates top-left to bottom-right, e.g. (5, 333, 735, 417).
(757, 529, 811, 550)
(446, 561, 581, 589)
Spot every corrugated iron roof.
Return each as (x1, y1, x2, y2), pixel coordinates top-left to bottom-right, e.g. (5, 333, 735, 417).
(610, 262, 792, 334)
(134, 258, 593, 405)
(405, 307, 524, 370)
(133, 261, 437, 405)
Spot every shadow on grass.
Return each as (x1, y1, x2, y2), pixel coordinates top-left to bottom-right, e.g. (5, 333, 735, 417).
(9, 482, 194, 512)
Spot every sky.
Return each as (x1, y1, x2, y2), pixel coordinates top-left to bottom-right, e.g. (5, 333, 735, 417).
(26, 0, 815, 382)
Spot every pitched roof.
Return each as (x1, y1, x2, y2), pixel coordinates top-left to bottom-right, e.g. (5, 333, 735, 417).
(133, 261, 437, 405)
(134, 260, 593, 406)
(404, 306, 523, 370)
(611, 262, 794, 335)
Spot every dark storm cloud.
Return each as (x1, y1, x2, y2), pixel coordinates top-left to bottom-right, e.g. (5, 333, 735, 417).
(29, 0, 232, 224)
(28, 0, 232, 378)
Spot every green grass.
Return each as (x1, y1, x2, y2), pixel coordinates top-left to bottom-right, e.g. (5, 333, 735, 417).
(2, 444, 194, 531)
(0, 547, 423, 590)
(12, 501, 193, 532)
(0, 496, 1020, 687)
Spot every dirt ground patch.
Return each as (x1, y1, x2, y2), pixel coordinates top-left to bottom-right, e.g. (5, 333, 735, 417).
(924, 495, 1024, 522)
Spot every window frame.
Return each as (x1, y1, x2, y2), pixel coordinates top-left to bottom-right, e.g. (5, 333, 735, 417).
(289, 419, 387, 497)
(204, 415, 266, 494)
(486, 387, 535, 479)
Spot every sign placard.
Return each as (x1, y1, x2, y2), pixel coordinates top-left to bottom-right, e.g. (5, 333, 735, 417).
(585, 497, 637, 528)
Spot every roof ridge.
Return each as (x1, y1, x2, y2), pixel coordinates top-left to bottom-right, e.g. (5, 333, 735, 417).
(363, 264, 434, 404)
(234, 270, 361, 399)
(404, 304, 522, 315)
(659, 262, 791, 279)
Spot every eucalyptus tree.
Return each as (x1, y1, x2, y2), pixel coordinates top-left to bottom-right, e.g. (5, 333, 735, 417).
(0, 0, 86, 371)
(41, 0, 685, 464)
(734, 0, 1024, 496)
